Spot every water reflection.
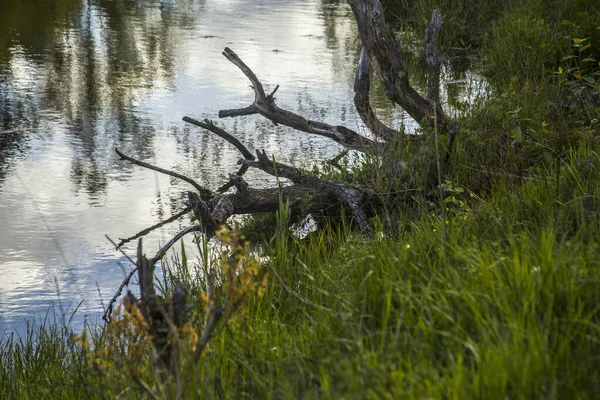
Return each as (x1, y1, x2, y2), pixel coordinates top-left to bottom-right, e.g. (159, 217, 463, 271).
(0, 0, 372, 336)
(0, 0, 486, 336)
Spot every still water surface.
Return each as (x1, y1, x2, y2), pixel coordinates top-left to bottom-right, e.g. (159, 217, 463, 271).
(0, 0, 485, 336)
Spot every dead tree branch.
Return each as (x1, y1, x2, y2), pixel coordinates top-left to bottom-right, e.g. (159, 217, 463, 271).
(128, 240, 189, 378)
(239, 150, 372, 231)
(116, 207, 191, 250)
(108, 2, 451, 323)
(217, 165, 250, 193)
(425, 10, 442, 105)
(182, 117, 255, 160)
(150, 225, 206, 264)
(115, 148, 213, 200)
(181, 116, 254, 193)
(180, 110, 374, 231)
(103, 224, 204, 323)
(354, 47, 398, 141)
(218, 47, 377, 152)
(348, 0, 446, 129)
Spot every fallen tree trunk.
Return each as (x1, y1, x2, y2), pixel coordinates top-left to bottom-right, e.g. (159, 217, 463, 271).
(348, 0, 446, 130)
(106, 0, 453, 342)
(217, 47, 377, 152)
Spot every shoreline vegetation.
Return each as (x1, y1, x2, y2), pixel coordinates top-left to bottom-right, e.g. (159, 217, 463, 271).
(2, 0, 600, 398)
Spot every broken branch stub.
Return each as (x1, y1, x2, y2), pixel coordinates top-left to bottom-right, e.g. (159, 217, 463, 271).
(128, 239, 189, 378)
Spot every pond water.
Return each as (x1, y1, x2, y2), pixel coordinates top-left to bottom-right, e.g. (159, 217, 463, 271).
(0, 0, 487, 336)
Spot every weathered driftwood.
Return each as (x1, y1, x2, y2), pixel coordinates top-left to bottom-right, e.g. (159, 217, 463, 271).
(425, 10, 442, 105)
(353, 47, 398, 141)
(114, 145, 373, 233)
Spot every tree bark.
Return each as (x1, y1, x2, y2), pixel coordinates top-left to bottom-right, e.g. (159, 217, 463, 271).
(348, 0, 445, 129)
(218, 47, 377, 152)
(106, 3, 452, 348)
(354, 47, 398, 141)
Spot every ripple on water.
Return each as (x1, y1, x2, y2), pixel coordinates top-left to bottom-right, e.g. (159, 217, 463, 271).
(0, 0, 487, 336)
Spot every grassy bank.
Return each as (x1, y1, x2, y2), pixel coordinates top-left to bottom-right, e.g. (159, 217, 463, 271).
(2, 0, 600, 398)
(3, 172, 600, 398)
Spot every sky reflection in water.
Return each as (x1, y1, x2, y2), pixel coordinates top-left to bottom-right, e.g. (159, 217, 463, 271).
(0, 0, 487, 336)
(0, 0, 370, 336)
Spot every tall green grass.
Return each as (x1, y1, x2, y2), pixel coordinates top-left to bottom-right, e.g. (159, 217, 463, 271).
(1, 0, 599, 398)
(1, 153, 599, 398)
(0, 316, 98, 398)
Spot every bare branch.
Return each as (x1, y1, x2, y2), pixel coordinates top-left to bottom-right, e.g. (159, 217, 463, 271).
(354, 46, 398, 141)
(103, 225, 205, 322)
(228, 174, 251, 197)
(425, 10, 442, 105)
(218, 105, 257, 119)
(218, 47, 377, 151)
(221, 47, 267, 101)
(150, 225, 205, 264)
(267, 84, 280, 100)
(348, 0, 445, 127)
(329, 184, 370, 232)
(217, 165, 250, 194)
(239, 150, 373, 231)
(182, 117, 255, 160)
(133, 240, 190, 378)
(116, 207, 191, 250)
(103, 264, 136, 322)
(115, 148, 213, 199)
(244, 149, 320, 184)
(102, 236, 137, 322)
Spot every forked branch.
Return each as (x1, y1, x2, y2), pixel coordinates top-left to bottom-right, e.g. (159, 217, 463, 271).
(218, 47, 377, 151)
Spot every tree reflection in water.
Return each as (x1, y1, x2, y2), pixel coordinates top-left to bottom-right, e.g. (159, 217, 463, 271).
(0, 0, 209, 197)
